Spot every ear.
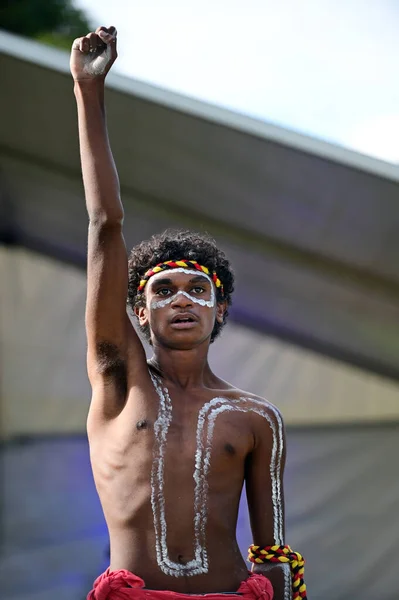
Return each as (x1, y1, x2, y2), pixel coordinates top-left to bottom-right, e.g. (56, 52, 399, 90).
(216, 300, 227, 324)
(134, 305, 148, 326)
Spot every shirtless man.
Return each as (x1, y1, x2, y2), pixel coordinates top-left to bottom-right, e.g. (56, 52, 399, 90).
(71, 26, 306, 600)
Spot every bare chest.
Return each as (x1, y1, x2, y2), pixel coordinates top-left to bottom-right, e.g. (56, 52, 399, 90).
(151, 383, 255, 465)
(90, 385, 255, 477)
(88, 380, 275, 580)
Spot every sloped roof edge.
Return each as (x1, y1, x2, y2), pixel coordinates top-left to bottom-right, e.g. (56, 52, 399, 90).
(1, 27, 399, 183)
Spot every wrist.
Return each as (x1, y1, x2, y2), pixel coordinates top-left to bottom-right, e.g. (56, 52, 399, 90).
(74, 78, 105, 96)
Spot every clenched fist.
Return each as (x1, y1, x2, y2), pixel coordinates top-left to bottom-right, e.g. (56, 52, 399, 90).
(71, 26, 117, 81)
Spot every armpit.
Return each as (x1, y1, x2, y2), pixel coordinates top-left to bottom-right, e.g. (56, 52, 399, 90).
(96, 341, 127, 397)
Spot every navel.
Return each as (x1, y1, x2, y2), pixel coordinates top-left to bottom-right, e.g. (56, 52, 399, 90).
(136, 419, 149, 431)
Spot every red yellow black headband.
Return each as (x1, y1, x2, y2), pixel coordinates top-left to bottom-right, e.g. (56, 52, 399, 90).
(137, 260, 224, 296)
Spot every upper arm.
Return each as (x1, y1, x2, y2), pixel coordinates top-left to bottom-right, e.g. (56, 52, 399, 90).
(86, 221, 147, 395)
(245, 403, 286, 547)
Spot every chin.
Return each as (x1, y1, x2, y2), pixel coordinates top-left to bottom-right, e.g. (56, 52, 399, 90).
(155, 330, 211, 350)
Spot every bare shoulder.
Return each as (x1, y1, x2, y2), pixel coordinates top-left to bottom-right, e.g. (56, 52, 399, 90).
(230, 390, 286, 463)
(211, 376, 284, 436)
(240, 390, 283, 420)
(218, 379, 284, 422)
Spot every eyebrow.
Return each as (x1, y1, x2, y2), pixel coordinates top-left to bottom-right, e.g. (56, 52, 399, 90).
(151, 278, 173, 286)
(151, 275, 210, 287)
(189, 275, 210, 284)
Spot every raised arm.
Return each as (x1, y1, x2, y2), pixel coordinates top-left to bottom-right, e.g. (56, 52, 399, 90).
(246, 406, 290, 600)
(71, 27, 147, 416)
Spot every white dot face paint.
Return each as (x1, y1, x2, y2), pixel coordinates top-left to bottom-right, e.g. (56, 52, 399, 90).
(148, 269, 216, 310)
(149, 372, 285, 578)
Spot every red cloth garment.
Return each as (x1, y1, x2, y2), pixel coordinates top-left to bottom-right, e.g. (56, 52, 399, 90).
(87, 570, 273, 600)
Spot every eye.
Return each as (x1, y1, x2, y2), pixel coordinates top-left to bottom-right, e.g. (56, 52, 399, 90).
(192, 286, 205, 294)
(156, 288, 172, 297)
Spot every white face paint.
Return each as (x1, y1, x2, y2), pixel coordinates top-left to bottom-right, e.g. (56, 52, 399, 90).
(149, 372, 285, 578)
(148, 268, 216, 310)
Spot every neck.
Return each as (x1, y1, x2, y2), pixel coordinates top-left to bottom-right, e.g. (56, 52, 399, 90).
(150, 341, 214, 389)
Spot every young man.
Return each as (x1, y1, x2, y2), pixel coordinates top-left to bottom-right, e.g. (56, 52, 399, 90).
(71, 26, 306, 600)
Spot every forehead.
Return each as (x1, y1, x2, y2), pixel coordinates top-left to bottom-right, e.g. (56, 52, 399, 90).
(148, 268, 212, 288)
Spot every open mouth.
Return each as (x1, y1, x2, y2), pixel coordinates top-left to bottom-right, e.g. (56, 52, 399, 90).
(173, 317, 195, 323)
(170, 314, 198, 327)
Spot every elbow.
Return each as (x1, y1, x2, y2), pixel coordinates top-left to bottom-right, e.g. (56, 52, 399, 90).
(89, 211, 124, 229)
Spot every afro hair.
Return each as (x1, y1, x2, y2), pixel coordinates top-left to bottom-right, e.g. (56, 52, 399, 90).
(128, 229, 234, 343)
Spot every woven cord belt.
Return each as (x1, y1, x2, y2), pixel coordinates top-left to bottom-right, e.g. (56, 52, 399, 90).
(248, 544, 307, 599)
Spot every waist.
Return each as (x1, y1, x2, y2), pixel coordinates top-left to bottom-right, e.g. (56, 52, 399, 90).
(89, 570, 273, 600)
(109, 553, 249, 593)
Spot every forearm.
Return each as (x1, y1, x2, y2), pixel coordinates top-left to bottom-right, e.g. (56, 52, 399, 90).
(252, 563, 292, 600)
(74, 80, 123, 224)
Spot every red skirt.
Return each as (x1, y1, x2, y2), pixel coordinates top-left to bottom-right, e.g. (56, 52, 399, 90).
(87, 570, 273, 600)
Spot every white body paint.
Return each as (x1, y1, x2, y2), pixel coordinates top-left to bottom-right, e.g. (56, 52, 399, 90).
(72, 39, 113, 77)
(149, 268, 216, 309)
(282, 563, 293, 600)
(150, 373, 175, 575)
(151, 373, 208, 577)
(255, 563, 292, 600)
(196, 397, 284, 545)
(150, 374, 285, 579)
(86, 44, 113, 76)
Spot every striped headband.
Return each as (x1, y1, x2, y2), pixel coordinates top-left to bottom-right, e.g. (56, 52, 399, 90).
(137, 260, 224, 296)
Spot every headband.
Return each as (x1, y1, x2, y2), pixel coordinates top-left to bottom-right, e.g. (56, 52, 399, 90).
(137, 260, 224, 296)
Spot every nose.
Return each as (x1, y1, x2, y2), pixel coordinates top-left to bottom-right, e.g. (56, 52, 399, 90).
(171, 291, 193, 308)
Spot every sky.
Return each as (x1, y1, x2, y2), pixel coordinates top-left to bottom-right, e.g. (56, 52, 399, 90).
(75, 0, 399, 163)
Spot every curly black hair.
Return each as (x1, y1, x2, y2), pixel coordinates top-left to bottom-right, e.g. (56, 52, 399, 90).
(128, 229, 234, 343)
